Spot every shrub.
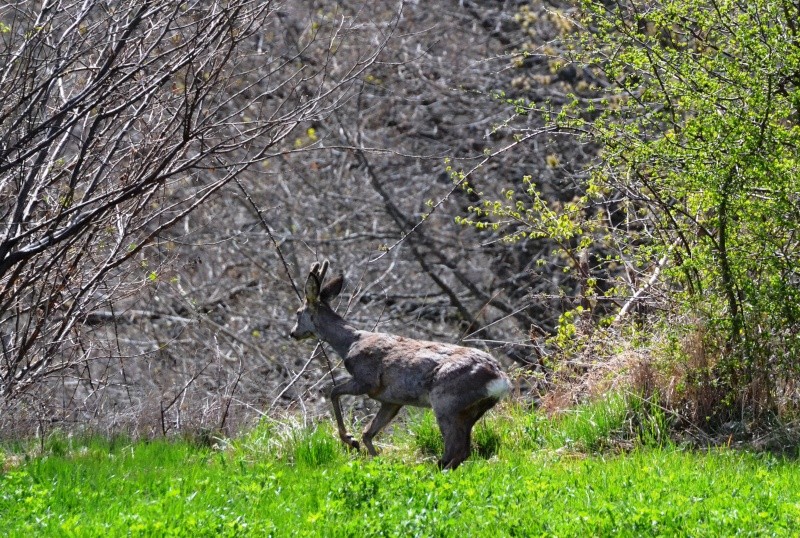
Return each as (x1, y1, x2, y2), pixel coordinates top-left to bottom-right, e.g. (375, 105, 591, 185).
(464, 0, 800, 426)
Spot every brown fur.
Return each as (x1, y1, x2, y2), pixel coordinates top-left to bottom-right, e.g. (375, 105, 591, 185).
(290, 261, 510, 469)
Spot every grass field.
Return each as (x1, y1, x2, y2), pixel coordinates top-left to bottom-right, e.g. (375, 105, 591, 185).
(2, 398, 800, 536)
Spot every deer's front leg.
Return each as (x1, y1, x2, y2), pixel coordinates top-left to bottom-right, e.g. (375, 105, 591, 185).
(362, 402, 402, 456)
(329, 377, 370, 451)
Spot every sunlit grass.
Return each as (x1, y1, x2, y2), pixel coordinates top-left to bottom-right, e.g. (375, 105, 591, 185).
(2, 396, 799, 536)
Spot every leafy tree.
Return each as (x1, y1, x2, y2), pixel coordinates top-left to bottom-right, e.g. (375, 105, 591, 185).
(467, 0, 800, 421)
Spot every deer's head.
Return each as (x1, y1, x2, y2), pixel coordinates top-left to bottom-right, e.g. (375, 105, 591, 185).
(289, 260, 344, 340)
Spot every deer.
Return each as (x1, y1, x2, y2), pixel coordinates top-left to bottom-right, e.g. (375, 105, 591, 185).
(289, 260, 511, 470)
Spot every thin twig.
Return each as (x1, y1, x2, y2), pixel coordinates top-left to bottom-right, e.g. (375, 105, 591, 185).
(370, 128, 557, 262)
(234, 177, 338, 392)
(234, 177, 301, 300)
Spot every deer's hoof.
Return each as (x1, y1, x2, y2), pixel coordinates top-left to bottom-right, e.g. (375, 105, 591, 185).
(437, 457, 460, 471)
(341, 434, 360, 451)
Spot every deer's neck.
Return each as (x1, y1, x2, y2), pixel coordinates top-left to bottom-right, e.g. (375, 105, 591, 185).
(314, 306, 360, 358)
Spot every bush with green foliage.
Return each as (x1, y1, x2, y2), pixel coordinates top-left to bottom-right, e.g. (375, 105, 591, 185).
(584, 0, 800, 395)
(465, 0, 800, 424)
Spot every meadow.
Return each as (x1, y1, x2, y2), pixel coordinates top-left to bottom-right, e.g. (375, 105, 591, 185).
(2, 397, 800, 537)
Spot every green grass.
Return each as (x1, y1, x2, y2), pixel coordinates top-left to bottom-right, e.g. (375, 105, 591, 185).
(2, 398, 800, 536)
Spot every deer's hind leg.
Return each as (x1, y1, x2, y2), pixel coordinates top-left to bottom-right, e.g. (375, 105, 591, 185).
(437, 419, 470, 470)
(432, 391, 502, 470)
(431, 397, 472, 470)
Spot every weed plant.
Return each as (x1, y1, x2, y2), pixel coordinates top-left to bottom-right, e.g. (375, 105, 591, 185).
(288, 423, 344, 467)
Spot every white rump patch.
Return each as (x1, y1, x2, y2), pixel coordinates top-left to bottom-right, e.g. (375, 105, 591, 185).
(486, 377, 511, 399)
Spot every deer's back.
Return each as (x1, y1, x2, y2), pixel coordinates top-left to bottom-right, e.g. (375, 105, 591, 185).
(345, 332, 505, 407)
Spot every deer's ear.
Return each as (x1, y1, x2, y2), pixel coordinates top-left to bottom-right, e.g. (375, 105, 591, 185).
(305, 272, 321, 305)
(319, 259, 329, 283)
(320, 273, 344, 303)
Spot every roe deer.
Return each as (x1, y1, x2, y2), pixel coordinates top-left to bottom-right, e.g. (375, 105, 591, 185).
(289, 260, 511, 470)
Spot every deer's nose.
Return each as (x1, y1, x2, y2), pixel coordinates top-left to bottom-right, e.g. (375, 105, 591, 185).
(289, 327, 304, 340)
